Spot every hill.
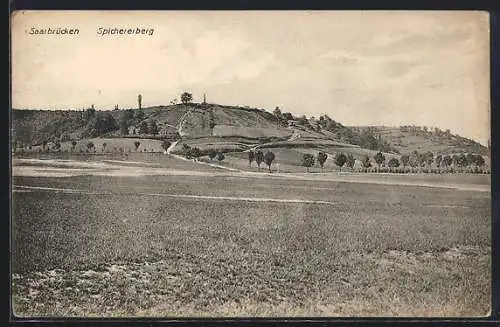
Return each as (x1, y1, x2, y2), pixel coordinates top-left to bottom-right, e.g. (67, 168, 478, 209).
(11, 103, 489, 168)
(353, 126, 489, 156)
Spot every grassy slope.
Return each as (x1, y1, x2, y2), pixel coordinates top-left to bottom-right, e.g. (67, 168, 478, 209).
(12, 173, 490, 316)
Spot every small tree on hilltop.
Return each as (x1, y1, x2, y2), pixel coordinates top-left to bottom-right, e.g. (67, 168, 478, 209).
(302, 153, 315, 172)
(181, 92, 193, 105)
(264, 151, 275, 173)
(256, 150, 264, 169)
(374, 151, 385, 170)
(273, 106, 282, 128)
(71, 140, 77, 152)
(217, 151, 225, 163)
(334, 152, 347, 172)
(134, 141, 141, 151)
(248, 150, 255, 167)
(317, 151, 328, 169)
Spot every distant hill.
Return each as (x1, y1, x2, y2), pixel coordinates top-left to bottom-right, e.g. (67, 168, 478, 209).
(353, 126, 489, 156)
(11, 103, 488, 158)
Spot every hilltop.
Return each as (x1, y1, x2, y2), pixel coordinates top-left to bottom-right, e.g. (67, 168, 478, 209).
(11, 102, 489, 169)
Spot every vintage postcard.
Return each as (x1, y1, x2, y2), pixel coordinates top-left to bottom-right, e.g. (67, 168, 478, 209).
(10, 11, 491, 317)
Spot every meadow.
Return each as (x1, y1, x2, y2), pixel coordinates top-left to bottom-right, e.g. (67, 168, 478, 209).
(11, 154, 491, 318)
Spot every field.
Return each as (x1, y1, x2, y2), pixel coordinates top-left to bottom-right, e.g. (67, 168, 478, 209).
(11, 154, 491, 317)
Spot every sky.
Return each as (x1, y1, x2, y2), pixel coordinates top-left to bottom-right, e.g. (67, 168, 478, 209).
(11, 11, 490, 144)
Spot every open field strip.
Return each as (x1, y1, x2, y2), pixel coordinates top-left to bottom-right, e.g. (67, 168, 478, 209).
(12, 185, 336, 206)
(12, 162, 489, 192)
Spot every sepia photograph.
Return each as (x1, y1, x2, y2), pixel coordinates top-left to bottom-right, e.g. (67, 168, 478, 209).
(10, 10, 491, 317)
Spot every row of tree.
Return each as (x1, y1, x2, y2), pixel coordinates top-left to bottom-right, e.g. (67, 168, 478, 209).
(296, 150, 487, 173)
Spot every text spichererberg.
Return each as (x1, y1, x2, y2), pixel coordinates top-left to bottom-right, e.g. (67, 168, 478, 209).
(97, 27, 155, 36)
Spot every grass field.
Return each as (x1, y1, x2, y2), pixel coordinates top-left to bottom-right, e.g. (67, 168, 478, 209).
(11, 155, 491, 317)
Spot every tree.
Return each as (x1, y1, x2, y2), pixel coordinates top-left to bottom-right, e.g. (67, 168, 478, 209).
(209, 149, 217, 161)
(217, 151, 225, 163)
(138, 121, 149, 134)
(302, 153, 315, 172)
(362, 155, 372, 168)
(435, 154, 443, 168)
(84, 112, 119, 138)
(273, 107, 282, 128)
(60, 132, 71, 142)
(409, 151, 419, 168)
(138, 94, 142, 110)
(102, 142, 107, 152)
(161, 140, 171, 152)
(86, 141, 94, 152)
(400, 154, 410, 168)
(388, 158, 400, 168)
(475, 155, 485, 168)
(256, 150, 264, 169)
(120, 118, 129, 135)
(457, 153, 467, 168)
(181, 92, 193, 104)
(248, 150, 255, 167)
(71, 140, 77, 152)
(317, 151, 328, 169)
(53, 139, 61, 151)
(149, 120, 159, 135)
(297, 115, 308, 126)
(264, 151, 275, 172)
(134, 141, 141, 151)
(425, 151, 434, 168)
(124, 109, 135, 121)
(135, 110, 145, 121)
(334, 153, 347, 171)
(191, 147, 202, 161)
(346, 154, 356, 169)
(442, 155, 453, 168)
(466, 153, 476, 167)
(374, 151, 385, 169)
(282, 112, 294, 122)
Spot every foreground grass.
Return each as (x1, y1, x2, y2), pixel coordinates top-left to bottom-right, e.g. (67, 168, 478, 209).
(13, 247, 490, 317)
(11, 174, 491, 317)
